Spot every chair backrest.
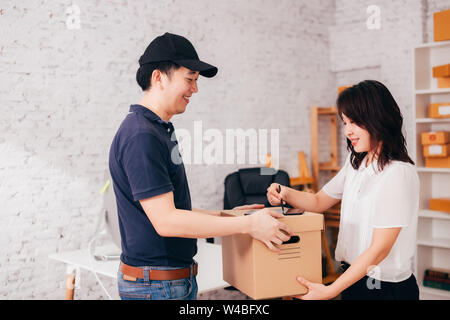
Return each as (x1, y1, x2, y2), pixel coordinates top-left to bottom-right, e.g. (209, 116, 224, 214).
(223, 168, 290, 209)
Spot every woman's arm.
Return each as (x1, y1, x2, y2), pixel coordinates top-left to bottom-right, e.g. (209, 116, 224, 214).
(296, 227, 401, 300)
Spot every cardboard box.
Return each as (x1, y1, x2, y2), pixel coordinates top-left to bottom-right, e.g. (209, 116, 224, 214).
(428, 103, 450, 118)
(437, 77, 450, 89)
(421, 131, 450, 145)
(338, 86, 351, 94)
(221, 209, 323, 299)
(430, 198, 450, 213)
(434, 9, 450, 42)
(432, 64, 450, 78)
(423, 144, 450, 157)
(425, 156, 450, 168)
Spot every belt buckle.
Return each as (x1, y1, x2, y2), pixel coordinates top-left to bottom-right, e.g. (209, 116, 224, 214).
(123, 274, 137, 281)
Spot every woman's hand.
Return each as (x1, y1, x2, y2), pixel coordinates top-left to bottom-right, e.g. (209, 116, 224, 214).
(232, 204, 264, 210)
(266, 183, 285, 206)
(294, 277, 338, 300)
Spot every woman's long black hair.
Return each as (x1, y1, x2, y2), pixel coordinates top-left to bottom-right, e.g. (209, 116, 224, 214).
(337, 80, 414, 171)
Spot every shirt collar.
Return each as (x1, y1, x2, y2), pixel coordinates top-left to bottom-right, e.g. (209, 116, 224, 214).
(129, 104, 173, 128)
(359, 155, 380, 176)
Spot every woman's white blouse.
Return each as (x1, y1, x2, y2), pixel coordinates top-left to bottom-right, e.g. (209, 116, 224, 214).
(322, 154, 420, 282)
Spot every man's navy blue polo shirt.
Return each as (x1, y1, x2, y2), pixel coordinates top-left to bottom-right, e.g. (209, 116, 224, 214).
(109, 104, 196, 267)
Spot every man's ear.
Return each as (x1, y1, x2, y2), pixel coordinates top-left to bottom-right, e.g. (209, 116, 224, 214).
(151, 69, 164, 89)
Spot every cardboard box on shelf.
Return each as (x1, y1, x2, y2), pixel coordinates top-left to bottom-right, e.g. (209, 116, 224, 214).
(437, 77, 450, 89)
(428, 103, 450, 118)
(338, 86, 351, 94)
(430, 198, 450, 213)
(425, 156, 450, 168)
(421, 131, 450, 145)
(432, 64, 450, 78)
(434, 9, 450, 42)
(423, 144, 450, 158)
(221, 209, 323, 300)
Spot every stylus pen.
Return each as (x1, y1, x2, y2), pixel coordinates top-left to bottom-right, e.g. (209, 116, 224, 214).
(277, 184, 286, 214)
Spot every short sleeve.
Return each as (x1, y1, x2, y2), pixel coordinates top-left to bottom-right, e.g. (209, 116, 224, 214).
(372, 164, 419, 228)
(322, 154, 351, 199)
(122, 133, 174, 201)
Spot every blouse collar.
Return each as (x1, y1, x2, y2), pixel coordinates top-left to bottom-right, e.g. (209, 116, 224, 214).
(359, 155, 381, 176)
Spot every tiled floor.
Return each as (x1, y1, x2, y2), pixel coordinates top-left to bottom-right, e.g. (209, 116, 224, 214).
(198, 287, 251, 300)
(198, 287, 342, 300)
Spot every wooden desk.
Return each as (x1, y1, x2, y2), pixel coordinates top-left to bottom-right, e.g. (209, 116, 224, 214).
(49, 240, 227, 299)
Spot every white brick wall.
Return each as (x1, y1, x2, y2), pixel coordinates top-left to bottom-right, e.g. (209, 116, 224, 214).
(0, 0, 447, 299)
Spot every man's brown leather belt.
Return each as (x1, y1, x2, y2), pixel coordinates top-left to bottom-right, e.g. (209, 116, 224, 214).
(120, 262, 198, 281)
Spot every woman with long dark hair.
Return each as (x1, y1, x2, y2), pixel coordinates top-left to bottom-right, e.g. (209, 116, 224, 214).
(267, 80, 420, 300)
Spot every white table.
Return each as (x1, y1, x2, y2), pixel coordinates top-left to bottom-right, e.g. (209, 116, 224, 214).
(48, 240, 228, 299)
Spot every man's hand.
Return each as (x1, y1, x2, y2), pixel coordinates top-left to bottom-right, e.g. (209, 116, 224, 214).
(233, 204, 264, 211)
(248, 208, 293, 252)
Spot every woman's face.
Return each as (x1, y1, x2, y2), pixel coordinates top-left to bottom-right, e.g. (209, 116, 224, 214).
(342, 113, 372, 154)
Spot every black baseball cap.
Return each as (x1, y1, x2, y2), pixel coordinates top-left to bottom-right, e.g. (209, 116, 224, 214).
(139, 32, 218, 78)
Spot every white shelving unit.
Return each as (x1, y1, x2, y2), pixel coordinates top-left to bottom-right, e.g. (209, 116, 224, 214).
(413, 40, 450, 300)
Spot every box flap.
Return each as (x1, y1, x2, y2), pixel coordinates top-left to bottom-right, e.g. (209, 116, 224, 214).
(220, 209, 324, 232)
(280, 212, 324, 232)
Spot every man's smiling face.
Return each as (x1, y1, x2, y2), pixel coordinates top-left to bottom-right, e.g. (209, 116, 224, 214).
(161, 66, 199, 115)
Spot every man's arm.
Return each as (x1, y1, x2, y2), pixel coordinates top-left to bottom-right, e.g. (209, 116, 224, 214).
(192, 204, 264, 216)
(139, 192, 293, 252)
(192, 208, 221, 216)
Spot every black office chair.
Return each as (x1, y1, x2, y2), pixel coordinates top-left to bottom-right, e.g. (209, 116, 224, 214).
(223, 167, 291, 210)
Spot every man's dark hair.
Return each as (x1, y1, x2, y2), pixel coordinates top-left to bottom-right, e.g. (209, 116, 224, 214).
(337, 80, 414, 171)
(136, 61, 181, 91)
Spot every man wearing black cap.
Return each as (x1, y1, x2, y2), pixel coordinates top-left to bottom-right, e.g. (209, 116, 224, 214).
(109, 33, 292, 300)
